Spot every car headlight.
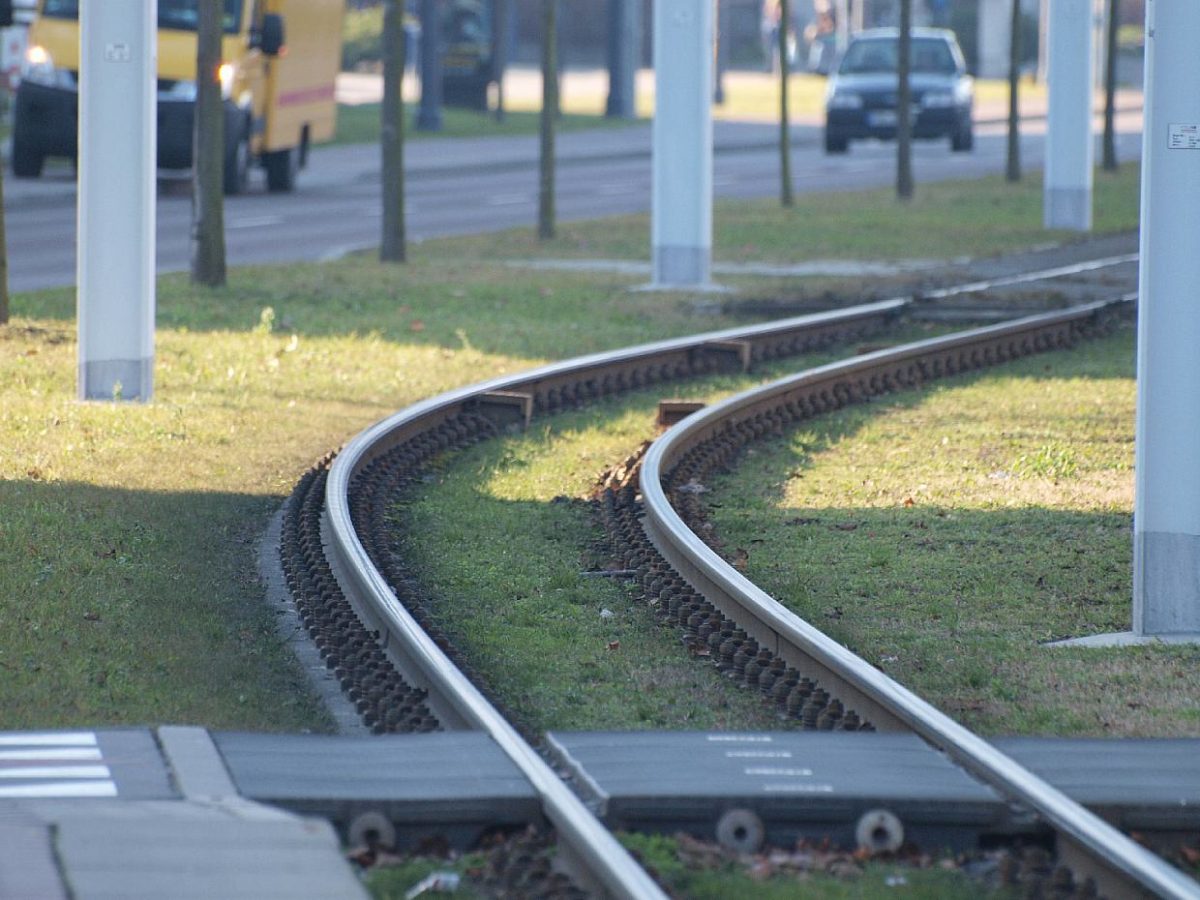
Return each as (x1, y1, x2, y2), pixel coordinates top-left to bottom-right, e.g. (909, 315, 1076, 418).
(921, 90, 955, 109)
(827, 92, 863, 110)
(218, 63, 235, 100)
(22, 44, 75, 90)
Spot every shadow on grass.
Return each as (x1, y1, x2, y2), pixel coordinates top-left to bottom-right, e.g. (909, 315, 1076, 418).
(0, 478, 329, 733)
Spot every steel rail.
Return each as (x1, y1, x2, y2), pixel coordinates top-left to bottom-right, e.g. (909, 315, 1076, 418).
(639, 301, 1200, 899)
(323, 299, 914, 899)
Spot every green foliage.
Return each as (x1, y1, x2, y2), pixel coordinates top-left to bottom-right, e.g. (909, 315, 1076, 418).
(343, 5, 384, 71)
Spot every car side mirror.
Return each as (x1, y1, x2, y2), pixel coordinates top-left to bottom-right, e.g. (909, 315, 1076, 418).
(255, 13, 285, 56)
(0, 1, 13, 29)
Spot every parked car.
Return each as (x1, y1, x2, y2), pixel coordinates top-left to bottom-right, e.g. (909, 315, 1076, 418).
(823, 27, 973, 154)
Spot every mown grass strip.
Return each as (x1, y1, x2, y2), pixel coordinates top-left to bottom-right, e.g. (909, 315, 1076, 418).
(707, 326, 1200, 738)
(1, 168, 1140, 732)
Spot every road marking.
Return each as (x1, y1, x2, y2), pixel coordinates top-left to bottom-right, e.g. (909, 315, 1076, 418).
(0, 732, 97, 746)
(486, 193, 530, 206)
(0, 781, 118, 799)
(0, 765, 111, 780)
(0, 748, 103, 761)
(228, 215, 285, 230)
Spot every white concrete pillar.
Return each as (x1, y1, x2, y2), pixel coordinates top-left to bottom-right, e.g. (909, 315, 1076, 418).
(1133, 0, 1200, 638)
(78, 0, 156, 401)
(651, 0, 713, 288)
(1044, 0, 1093, 231)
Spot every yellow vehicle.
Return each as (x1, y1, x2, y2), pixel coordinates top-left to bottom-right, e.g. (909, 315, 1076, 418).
(13, 0, 343, 193)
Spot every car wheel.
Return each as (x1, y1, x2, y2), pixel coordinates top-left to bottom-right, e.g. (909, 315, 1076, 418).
(824, 131, 849, 154)
(951, 123, 974, 153)
(11, 124, 44, 178)
(264, 148, 298, 193)
(223, 120, 250, 195)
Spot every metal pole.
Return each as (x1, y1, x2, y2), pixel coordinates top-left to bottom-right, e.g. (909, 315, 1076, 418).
(1133, 0, 1200, 639)
(1044, 0, 1093, 231)
(78, 0, 156, 401)
(651, 0, 713, 288)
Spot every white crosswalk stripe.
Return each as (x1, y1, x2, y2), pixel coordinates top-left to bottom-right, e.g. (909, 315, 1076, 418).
(0, 733, 117, 799)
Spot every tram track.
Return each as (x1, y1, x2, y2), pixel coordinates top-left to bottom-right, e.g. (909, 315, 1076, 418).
(278, 251, 1199, 897)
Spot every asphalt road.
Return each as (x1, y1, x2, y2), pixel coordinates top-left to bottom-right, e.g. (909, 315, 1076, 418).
(5, 109, 1144, 293)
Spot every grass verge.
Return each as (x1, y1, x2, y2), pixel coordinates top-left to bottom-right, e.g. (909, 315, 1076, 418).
(1, 168, 1140, 732)
(708, 326, 1200, 738)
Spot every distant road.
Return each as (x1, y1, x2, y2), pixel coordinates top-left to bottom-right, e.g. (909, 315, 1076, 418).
(5, 102, 1143, 293)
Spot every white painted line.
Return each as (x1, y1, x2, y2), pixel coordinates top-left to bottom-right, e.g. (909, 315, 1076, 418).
(0, 732, 97, 747)
(0, 748, 103, 762)
(0, 765, 111, 780)
(0, 781, 118, 799)
(227, 215, 285, 230)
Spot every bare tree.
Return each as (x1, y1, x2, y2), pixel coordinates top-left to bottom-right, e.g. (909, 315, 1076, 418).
(778, 0, 793, 206)
(538, 0, 558, 240)
(0, 160, 8, 324)
(381, 0, 407, 262)
(896, 0, 913, 200)
(1005, 0, 1021, 182)
(1102, 0, 1119, 171)
(191, 0, 226, 286)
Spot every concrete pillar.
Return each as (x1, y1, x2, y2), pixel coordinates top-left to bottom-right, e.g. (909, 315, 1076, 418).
(1133, 0, 1200, 638)
(78, 0, 156, 402)
(1044, 0, 1093, 231)
(651, 0, 713, 288)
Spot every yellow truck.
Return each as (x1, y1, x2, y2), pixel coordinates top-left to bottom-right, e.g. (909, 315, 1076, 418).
(13, 0, 343, 193)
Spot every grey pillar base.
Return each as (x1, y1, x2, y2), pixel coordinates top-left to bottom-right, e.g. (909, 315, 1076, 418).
(1043, 187, 1092, 231)
(1134, 530, 1200, 634)
(651, 245, 715, 290)
(1048, 630, 1200, 648)
(79, 358, 153, 402)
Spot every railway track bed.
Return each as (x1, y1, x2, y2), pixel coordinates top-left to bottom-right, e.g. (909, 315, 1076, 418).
(264, 244, 1200, 897)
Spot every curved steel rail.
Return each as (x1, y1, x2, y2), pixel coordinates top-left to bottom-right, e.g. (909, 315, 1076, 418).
(323, 300, 907, 899)
(639, 301, 1199, 899)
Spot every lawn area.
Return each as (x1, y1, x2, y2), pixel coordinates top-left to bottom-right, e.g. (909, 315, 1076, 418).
(0, 166, 1141, 732)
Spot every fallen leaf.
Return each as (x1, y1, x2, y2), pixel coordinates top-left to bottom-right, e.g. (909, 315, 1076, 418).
(606, 640, 620, 651)
(903, 496, 915, 507)
(409, 320, 425, 332)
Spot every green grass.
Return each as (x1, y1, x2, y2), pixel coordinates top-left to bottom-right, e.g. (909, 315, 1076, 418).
(333, 103, 628, 146)
(422, 164, 1142, 266)
(707, 327, 1200, 738)
(0, 167, 1142, 732)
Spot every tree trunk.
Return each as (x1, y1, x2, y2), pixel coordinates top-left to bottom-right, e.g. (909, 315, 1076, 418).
(538, 0, 558, 241)
(0, 161, 8, 324)
(191, 0, 226, 287)
(896, 0, 913, 200)
(1102, 0, 1119, 171)
(1005, 0, 1022, 182)
(778, 0, 792, 206)
(381, 0, 407, 262)
(494, 0, 508, 122)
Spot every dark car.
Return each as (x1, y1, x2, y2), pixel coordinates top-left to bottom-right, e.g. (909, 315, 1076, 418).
(823, 28, 974, 154)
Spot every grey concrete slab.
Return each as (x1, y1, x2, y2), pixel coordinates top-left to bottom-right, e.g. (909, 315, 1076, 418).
(214, 731, 541, 846)
(547, 731, 1008, 851)
(995, 737, 1200, 830)
(0, 817, 68, 899)
(49, 801, 366, 900)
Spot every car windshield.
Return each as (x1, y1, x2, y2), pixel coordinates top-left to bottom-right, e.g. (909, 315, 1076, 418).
(41, 0, 243, 33)
(838, 37, 957, 75)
